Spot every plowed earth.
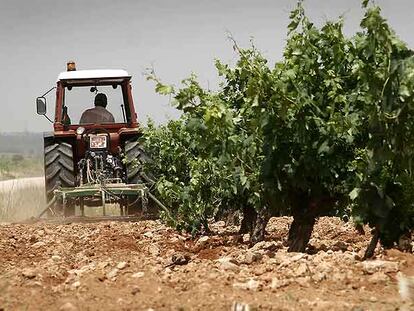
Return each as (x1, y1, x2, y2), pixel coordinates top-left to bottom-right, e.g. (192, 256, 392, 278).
(0, 217, 413, 310)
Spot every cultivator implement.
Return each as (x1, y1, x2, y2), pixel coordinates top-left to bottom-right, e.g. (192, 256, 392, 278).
(57, 183, 148, 217)
(37, 182, 168, 222)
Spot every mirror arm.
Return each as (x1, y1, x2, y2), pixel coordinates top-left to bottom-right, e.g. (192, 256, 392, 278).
(43, 115, 53, 123)
(41, 86, 56, 98)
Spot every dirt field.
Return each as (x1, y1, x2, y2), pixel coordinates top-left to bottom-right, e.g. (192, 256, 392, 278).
(1, 217, 413, 311)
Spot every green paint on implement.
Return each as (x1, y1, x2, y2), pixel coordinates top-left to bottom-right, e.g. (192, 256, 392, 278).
(55, 183, 148, 198)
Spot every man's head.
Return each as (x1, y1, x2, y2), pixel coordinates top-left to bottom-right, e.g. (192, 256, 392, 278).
(94, 93, 107, 108)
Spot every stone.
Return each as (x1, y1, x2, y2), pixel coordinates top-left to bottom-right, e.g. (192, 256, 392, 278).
(71, 281, 81, 289)
(279, 253, 305, 268)
(250, 241, 280, 253)
(59, 302, 78, 311)
(196, 236, 209, 247)
(368, 272, 389, 284)
(243, 252, 263, 264)
(97, 261, 110, 270)
(233, 279, 260, 291)
(253, 266, 266, 276)
(232, 301, 253, 311)
(217, 257, 239, 272)
(242, 234, 250, 243)
(131, 286, 140, 295)
(314, 262, 333, 274)
(143, 231, 154, 238)
(31, 241, 46, 248)
(270, 277, 290, 289)
(117, 262, 128, 270)
(331, 272, 345, 282)
(52, 255, 62, 262)
(170, 253, 190, 266)
(312, 272, 326, 282)
(362, 260, 399, 274)
(106, 268, 119, 280)
(294, 262, 308, 277)
(333, 241, 349, 252)
(132, 272, 145, 278)
(296, 276, 311, 287)
(22, 268, 36, 279)
(289, 253, 306, 262)
(148, 245, 160, 257)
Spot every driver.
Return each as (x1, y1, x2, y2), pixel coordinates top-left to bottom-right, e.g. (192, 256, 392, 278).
(80, 93, 115, 124)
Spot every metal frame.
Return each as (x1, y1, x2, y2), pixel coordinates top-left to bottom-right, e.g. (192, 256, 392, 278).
(53, 183, 148, 217)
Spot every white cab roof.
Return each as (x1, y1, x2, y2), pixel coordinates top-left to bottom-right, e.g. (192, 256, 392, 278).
(58, 69, 130, 81)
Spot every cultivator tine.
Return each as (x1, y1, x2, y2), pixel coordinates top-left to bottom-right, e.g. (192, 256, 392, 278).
(101, 190, 106, 216)
(142, 189, 148, 214)
(37, 196, 57, 218)
(62, 192, 66, 216)
(80, 198, 85, 217)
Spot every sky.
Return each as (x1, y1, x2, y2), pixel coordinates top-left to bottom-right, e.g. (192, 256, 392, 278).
(0, 0, 413, 132)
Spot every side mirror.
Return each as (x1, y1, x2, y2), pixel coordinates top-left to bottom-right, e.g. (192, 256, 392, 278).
(36, 97, 47, 115)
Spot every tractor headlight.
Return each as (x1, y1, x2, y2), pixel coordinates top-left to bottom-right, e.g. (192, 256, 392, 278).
(76, 127, 85, 135)
(89, 135, 107, 149)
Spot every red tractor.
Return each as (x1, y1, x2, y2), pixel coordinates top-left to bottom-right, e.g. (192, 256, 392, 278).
(36, 62, 153, 218)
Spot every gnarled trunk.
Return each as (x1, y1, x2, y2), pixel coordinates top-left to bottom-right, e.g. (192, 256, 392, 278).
(363, 228, 379, 259)
(287, 192, 338, 253)
(287, 215, 316, 252)
(250, 207, 270, 245)
(287, 192, 317, 253)
(239, 205, 257, 235)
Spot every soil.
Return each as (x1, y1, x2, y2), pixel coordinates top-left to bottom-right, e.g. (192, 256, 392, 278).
(0, 217, 413, 311)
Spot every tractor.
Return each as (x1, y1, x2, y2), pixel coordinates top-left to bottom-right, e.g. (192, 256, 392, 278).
(36, 62, 157, 219)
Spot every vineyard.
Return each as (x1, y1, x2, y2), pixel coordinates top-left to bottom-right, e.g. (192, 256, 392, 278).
(143, 0, 414, 259)
(2, 1, 414, 310)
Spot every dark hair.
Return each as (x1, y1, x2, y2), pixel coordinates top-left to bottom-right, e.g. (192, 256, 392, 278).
(94, 93, 107, 108)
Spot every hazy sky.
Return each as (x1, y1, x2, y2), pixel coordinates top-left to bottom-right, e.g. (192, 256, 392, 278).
(0, 0, 413, 132)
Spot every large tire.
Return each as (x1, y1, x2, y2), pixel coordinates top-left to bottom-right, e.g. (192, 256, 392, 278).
(44, 142, 76, 216)
(125, 139, 146, 185)
(124, 139, 156, 216)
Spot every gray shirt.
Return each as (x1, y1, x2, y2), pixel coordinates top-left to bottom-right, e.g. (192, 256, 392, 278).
(80, 106, 115, 124)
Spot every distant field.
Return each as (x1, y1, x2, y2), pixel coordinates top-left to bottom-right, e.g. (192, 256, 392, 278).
(0, 154, 43, 180)
(0, 134, 45, 221)
(0, 177, 45, 222)
(0, 132, 43, 155)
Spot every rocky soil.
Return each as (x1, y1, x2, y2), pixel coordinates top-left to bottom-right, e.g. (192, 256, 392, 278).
(0, 217, 413, 311)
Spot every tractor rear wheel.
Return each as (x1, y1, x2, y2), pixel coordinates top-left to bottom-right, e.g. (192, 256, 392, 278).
(44, 142, 76, 216)
(124, 139, 155, 216)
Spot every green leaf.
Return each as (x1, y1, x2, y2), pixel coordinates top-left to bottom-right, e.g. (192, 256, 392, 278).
(318, 140, 330, 154)
(155, 83, 174, 95)
(349, 188, 360, 201)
